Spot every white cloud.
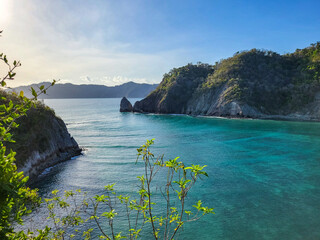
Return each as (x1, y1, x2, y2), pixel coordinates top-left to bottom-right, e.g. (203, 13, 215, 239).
(101, 76, 149, 86)
(60, 75, 151, 87)
(0, 1, 192, 88)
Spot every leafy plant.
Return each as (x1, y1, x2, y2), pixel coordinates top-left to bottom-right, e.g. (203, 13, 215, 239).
(25, 139, 214, 240)
(0, 30, 55, 239)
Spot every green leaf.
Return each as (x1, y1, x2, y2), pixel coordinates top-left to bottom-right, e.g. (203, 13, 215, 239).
(101, 209, 117, 219)
(31, 87, 37, 98)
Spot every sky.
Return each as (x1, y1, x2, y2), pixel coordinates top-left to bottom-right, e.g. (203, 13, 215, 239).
(0, 0, 320, 87)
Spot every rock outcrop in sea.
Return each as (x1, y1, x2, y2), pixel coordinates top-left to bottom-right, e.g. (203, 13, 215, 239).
(129, 42, 320, 121)
(120, 97, 133, 112)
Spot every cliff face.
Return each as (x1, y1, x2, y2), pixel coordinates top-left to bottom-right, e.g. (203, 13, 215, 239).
(134, 64, 214, 113)
(5, 102, 81, 182)
(133, 42, 320, 121)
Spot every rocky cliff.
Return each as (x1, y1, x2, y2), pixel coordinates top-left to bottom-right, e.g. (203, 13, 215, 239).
(133, 63, 214, 113)
(132, 42, 320, 121)
(3, 97, 81, 182)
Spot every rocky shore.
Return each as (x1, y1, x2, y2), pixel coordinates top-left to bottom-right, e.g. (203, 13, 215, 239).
(6, 105, 82, 183)
(121, 43, 320, 121)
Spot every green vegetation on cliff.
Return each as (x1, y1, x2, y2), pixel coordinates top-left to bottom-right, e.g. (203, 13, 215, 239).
(0, 90, 54, 166)
(134, 42, 320, 119)
(0, 90, 81, 177)
(134, 63, 214, 113)
(201, 42, 320, 113)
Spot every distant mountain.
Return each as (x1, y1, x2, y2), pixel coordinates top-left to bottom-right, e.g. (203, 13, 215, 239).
(12, 81, 158, 99)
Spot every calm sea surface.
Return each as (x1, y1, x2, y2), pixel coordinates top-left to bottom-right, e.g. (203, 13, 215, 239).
(30, 98, 320, 239)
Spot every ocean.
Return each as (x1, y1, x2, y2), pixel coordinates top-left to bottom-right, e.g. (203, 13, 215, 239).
(29, 98, 320, 239)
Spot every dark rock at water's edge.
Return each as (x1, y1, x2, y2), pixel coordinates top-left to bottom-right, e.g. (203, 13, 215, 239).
(4, 100, 82, 183)
(120, 97, 133, 112)
(132, 42, 320, 121)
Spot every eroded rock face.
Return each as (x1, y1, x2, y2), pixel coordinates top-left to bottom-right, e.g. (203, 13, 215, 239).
(120, 97, 133, 112)
(185, 86, 263, 117)
(6, 107, 82, 183)
(19, 136, 82, 183)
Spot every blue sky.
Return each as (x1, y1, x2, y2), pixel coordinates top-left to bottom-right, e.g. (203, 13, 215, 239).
(1, 0, 320, 87)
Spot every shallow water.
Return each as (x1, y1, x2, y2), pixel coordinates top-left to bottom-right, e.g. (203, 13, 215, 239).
(29, 98, 320, 239)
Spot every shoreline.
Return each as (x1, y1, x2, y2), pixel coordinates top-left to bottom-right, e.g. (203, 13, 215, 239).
(131, 111, 320, 123)
(21, 146, 82, 185)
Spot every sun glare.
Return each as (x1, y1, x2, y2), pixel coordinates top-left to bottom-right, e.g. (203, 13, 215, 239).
(0, 0, 12, 23)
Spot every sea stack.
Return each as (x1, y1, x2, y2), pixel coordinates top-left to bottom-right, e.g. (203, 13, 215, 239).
(120, 97, 133, 112)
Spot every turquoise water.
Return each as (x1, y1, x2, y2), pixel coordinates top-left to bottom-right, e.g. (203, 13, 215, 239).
(32, 98, 320, 239)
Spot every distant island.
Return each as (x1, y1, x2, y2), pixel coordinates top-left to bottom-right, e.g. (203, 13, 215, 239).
(13, 81, 158, 99)
(122, 42, 320, 121)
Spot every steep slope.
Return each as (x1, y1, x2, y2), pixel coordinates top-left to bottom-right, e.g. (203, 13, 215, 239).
(133, 42, 320, 120)
(1, 91, 81, 182)
(134, 63, 214, 113)
(13, 82, 158, 99)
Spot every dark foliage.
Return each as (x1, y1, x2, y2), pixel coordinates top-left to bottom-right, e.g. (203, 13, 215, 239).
(134, 63, 214, 113)
(200, 42, 320, 114)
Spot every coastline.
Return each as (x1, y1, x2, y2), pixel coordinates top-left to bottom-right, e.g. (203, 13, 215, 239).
(131, 111, 320, 123)
(20, 144, 82, 185)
